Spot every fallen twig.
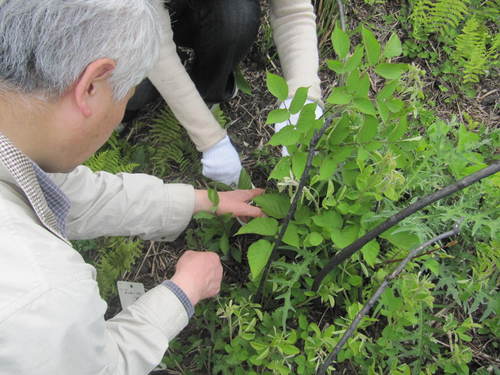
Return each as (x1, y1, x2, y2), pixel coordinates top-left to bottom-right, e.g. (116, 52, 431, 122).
(317, 222, 462, 375)
(313, 161, 500, 291)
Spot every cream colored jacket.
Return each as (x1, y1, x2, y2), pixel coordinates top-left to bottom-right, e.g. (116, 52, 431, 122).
(149, 0, 321, 151)
(0, 136, 196, 375)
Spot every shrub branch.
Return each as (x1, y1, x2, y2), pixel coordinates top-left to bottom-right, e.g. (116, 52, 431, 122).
(313, 161, 500, 290)
(317, 221, 463, 375)
(255, 115, 335, 302)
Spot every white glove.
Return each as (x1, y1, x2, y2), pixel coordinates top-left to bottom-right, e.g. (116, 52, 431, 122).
(202, 135, 242, 186)
(275, 98, 324, 156)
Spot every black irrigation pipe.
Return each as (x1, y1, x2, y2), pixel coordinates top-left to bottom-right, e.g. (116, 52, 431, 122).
(254, 115, 335, 302)
(312, 160, 500, 291)
(316, 221, 462, 375)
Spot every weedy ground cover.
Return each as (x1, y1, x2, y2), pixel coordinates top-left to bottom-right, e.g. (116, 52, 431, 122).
(75, 1, 499, 373)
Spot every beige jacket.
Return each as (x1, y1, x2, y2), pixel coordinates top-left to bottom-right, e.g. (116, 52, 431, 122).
(149, 0, 321, 151)
(0, 133, 196, 375)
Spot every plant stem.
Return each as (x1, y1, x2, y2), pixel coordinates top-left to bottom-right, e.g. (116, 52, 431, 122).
(316, 222, 462, 375)
(313, 161, 500, 291)
(254, 115, 335, 303)
(336, 0, 346, 32)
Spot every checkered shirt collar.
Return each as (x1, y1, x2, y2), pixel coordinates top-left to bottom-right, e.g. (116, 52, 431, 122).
(0, 132, 70, 241)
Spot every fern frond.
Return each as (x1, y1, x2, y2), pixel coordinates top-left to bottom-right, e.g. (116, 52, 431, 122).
(85, 149, 139, 174)
(145, 106, 200, 178)
(454, 17, 489, 83)
(96, 237, 143, 300)
(410, 0, 470, 40)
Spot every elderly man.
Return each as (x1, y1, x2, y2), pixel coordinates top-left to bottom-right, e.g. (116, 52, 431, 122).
(128, 0, 323, 185)
(0, 1, 264, 374)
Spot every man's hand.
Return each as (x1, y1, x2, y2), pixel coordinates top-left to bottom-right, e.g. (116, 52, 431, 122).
(274, 98, 324, 156)
(170, 251, 223, 306)
(201, 135, 242, 186)
(194, 188, 265, 217)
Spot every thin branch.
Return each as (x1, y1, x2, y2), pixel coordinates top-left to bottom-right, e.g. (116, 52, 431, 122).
(379, 240, 458, 266)
(317, 222, 462, 375)
(313, 161, 500, 291)
(336, 0, 346, 32)
(254, 115, 335, 302)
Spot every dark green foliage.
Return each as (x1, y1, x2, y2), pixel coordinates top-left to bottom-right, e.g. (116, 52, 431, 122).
(145, 106, 200, 177)
(406, 0, 499, 84)
(96, 237, 143, 300)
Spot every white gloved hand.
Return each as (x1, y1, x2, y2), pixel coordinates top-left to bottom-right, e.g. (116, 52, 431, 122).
(202, 135, 242, 186)
(275, 98, 324, 156)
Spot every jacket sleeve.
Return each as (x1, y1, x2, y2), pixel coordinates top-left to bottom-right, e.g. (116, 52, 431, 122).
(49, 166, 194, 241)
(270, 0, 322, 102)
(1, 276, 189, 375)
(148, 6, 227, 152)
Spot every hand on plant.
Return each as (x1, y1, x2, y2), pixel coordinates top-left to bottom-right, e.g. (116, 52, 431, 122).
(274, 98, 324, 156)
(201, 135, 242, 186)
(194, 188, 265, 218)
(170, 250, 223, 306)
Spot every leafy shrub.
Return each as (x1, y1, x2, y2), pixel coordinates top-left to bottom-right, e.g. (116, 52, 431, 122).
(167, 24, 499, 374)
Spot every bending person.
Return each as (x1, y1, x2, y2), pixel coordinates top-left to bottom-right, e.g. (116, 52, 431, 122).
(0, 1, 263, 374)
(129, 0, 323, 185)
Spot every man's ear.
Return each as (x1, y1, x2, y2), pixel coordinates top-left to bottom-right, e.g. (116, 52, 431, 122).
(73, 58, 116, 117)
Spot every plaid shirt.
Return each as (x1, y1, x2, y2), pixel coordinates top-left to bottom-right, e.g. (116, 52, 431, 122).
(0, 132, 70, 239)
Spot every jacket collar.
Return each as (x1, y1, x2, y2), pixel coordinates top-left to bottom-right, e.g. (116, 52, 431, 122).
(0, 132, 69, 244)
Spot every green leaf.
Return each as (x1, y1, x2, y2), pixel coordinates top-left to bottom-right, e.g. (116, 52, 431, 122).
(247, 240, 273, 281)
(327, 59, 345, 74)
(319, 156, 337, 180)
(385, 98, 404, 113)
(352, 98, 376, 115)
(380, 227, 420, 250)
(326, 87, 352, 105)
(331, 224, 359, 248)
(362, 27, 381, 66)
(388, 116, 408, 141)
(292, 151, 307, 179)
(238, 168, 253, 189)
(266, 108, 290, 124)
(361, 240, 380, 267)
(312, 210, 343, 229)
(344, 46, 364, 72)
(329, 115, 351, 145)
(375, 63, 408, 79)
(305, 232, 323, 247)
(296, 102, 320, 134)
(377, 80, 399, 100)
(283, 223, 300, 247)
(236, 217, 279, 236)
(269, 157, 291, 180)
(289, 87, 309, 114)
(357, 116, 378, 143)
(376, 99, 390, 123)
(268, 125, 300, 146)
(280, 343, 300, 356)
(219, 234, 229, 255)
(332, 24, 350, 59)
(207, 188, 219, 206)
(266, 72, 289, 101)
(347, 71, 370, 98)
(383, 33, 402, 59)
(348, 275, 362, 286)
(253, 193, 290, 219)
(235, 66, 252, 95)
(424, 258, 440, 276)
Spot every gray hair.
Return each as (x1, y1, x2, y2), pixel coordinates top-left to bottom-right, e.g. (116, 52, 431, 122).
(0, 0, 163, 100)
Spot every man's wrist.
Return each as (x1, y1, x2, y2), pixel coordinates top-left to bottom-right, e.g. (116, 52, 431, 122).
(193, 189, 211, 214)
(162, 279, 195, 318)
